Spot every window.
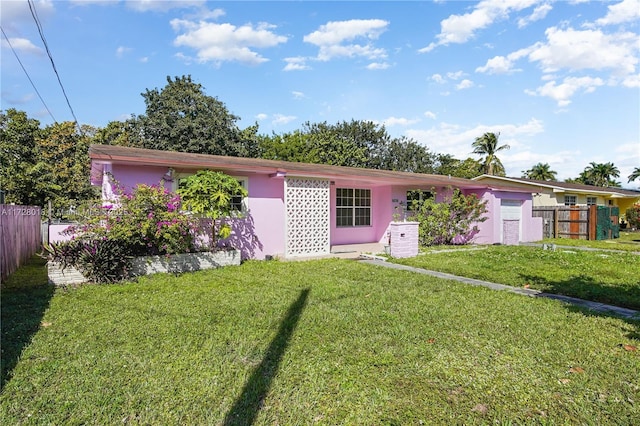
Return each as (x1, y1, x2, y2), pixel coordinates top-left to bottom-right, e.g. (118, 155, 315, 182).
(230, 178, 248, 213)
(336, 188, 371, 227)
(586, 197, 597, 206)
(564, 195, 577, 206)
(406, 190, 433, 210)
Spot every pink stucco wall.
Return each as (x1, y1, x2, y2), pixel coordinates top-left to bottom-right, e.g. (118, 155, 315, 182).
(469, 189, 542, 245)
(329, 183, 393, 246)
(95, 163, 542, 259)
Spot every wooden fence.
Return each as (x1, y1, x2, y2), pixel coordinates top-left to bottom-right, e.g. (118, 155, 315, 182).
(532, 205, 619, 240)
(0, 204, 42, 283)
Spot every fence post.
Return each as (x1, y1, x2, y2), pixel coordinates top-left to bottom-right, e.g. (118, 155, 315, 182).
(553, 208, 558, 238)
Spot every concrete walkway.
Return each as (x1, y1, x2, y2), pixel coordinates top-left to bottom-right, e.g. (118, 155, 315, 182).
(359, 258, 640, 320)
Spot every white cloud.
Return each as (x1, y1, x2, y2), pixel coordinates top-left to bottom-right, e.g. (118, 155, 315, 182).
(115, 46, 132, 58)
(303, 19, 389, 61)
(367, 62, 390, 70)
(622, 73, 640, 88)
(419, 0, 539, 52)
(139, 56, 149, 63)
(292, 91, 305, 99)
(424, 111, 437, 119)
(596, 0, 640, 26)
(1, 0, 54, 30)
(125, 0, 205, 12)
(255, 113, 268, 121)
(476, 48, 529, 74)
(527, 26, 639, 75)
(431, 73, 446, 84)
(456, 79, 475, 90)
(517, 3, 552, 28)
(383, 117, 421, 126)
(405, 118, 544, 159)
(525, 76, 604, 106)
(283, 57, 311, 71)
(272, 114, 297, 125)
(446, 71, 465, 80)
(1, 37, 44, 56)
(171, 20, 287, 65)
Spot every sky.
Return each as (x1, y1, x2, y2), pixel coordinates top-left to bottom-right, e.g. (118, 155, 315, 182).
(1, 0, 639, 187)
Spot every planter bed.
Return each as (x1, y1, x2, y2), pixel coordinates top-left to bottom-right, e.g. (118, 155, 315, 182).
(48, 250, 240, 286)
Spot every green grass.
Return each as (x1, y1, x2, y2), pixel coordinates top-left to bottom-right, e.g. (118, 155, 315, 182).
(541, 229, 640, 252)
(1, 259, 639, 424)
(395, 245, 640, 310)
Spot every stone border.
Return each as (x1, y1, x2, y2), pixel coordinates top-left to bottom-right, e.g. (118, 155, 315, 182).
(48, 250, 240, 286)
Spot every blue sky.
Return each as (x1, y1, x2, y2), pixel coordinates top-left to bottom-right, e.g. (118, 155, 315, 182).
(2, 0, 639, 186)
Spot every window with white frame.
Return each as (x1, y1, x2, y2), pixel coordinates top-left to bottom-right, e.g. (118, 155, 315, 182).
(586, 196, 597, 206)
(230, 177, 248, 213)
(336, 188, 371, 227)
(564, 195, 577, 206)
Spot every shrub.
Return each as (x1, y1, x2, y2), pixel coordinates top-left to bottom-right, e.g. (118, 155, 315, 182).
(410, 187, 488, 246)
(67, 182, 196, 256)
(46, 238, 132, 283)
(626, 204, 640, 229)
(178, 170, 247, 249)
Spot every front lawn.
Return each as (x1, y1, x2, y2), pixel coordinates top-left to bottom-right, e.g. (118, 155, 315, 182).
(1, 259, 639, 424)
(395, 245, 640, 310)
(541, 230, 640, 252)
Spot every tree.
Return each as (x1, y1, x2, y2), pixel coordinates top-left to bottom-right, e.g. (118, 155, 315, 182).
(129, 75, 258, 157)
(0, 110, 96, 209)
(434, 154, 482, 179)
(472, 132, 510, 176)
(580, 162, 620, 187)
(522, 163, 557, 181)
(628, 167, 640, 183)
(0, 109, 42, 205)
(178, 170, 248, 249)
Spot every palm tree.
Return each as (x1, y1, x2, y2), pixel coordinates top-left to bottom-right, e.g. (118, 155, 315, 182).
(522, 163, 557, 181)
(472, 132, 510, 176)
(583, 162, 620, 187)
(628, 167, 640, 183)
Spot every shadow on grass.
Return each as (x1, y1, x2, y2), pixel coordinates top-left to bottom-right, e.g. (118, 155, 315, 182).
(518, 273, 640, 312)
(1, 255, 54, 389)
(519, 272, 640, 341)
(223, 288, 310, 426)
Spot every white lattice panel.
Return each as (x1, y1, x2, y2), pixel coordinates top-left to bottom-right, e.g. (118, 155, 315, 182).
(285, 178, 330, 257)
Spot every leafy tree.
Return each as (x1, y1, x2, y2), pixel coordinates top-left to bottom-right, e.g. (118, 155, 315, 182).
(628, 167, 640, 183)
(178, 170, 248, 249)
(258, 131, 312, 163)
(522, 163, 557, 181)
(0, 109, 43, 205)
(375, 136, 437, 173)
(434, 154, 482, 179)
(129, 75, 259, 157)
(626, 204, 640, 229)
(410, 187, 488, 246)
(259, 120, 437, 173)
(92, 120, 137, 146)
(0, 109, 95, 208)
(580, 162, 621, 187)
(472, 132, 510, 176)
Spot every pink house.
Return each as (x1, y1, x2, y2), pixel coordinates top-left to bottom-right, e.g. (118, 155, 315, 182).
(89, 144, 542, 259)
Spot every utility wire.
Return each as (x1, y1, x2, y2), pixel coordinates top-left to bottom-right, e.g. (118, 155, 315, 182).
(1, 26, 57, 123)
(27, 0, 82, 131)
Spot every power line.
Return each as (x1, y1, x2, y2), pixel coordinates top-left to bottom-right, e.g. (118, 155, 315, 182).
(1, 26, 57, 123)
(27, 0, 81, 130)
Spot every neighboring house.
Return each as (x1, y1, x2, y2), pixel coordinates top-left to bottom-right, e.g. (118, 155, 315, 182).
(473, 175, 640, 220)
(89, 145, 542, 260)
